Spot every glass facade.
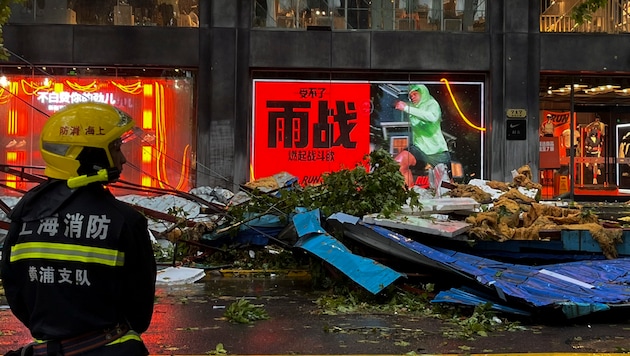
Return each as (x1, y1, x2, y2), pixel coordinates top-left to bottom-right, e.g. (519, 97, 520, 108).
(9, 0, 199, 27)
(541, 0, 630, 33)
(253, 0, 486, 32)
(0, 67, 196, 196)
(539, 75, 630, 199)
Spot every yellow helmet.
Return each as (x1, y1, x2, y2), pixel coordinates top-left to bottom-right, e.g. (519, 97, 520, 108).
(40, 102, 135, 180)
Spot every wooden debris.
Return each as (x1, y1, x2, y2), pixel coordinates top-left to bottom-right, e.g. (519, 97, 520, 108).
(448, 165, 624, 258)
(446, 184, 492, 204)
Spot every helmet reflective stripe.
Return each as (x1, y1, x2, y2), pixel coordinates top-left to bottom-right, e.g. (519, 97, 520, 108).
(10, 242, 125, 267)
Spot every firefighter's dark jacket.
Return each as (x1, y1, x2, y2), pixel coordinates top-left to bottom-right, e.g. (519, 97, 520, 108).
(1, 179, 156, 340)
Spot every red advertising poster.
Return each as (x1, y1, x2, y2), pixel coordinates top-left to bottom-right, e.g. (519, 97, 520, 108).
(539, 136, 561, 169)
(541, 110, 572, 138)
(541, 110, 578, 157)
(252, 81, 371, 185)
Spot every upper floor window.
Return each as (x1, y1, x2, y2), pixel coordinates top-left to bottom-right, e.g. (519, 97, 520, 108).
(254, 0, 486, 32)
(9, 0, 199, 27)
(541, 0, 630, 33)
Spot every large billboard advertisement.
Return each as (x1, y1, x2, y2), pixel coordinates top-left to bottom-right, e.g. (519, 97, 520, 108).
(252, 79, 485, 186)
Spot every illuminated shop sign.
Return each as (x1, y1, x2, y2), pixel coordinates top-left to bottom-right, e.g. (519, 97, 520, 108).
(252, 79, 486, 185)
(37, 91, 118, 111)
(0, 76, 194, 194)
(253, 81, 371, 185)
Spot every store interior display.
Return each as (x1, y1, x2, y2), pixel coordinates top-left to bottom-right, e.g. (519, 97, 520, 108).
(538, 110, 630, 199)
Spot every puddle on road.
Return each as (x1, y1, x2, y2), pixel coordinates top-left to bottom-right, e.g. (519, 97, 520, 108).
(155, 273, 319, 304)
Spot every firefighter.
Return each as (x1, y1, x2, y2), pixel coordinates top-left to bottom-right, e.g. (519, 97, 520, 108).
(1, 102, 156, 355)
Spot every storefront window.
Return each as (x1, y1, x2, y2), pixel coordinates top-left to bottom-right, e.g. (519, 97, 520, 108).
(9, 1, 199, 27)
(254, 0, 486, 32)
(0, 67, 196, 196)
(540, 75, 630, 200)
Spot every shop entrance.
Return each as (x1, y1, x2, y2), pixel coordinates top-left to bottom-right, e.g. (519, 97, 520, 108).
(540, 74, 630, 201)
(539, 103, 630, 200)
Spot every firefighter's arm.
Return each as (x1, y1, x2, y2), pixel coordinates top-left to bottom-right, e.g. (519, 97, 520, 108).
(1, 221, 31, 327)
(121, 216, 156, 333)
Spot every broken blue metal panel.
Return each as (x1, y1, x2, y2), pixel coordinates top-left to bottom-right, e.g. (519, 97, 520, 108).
(473, 240, 566, 253)
(201, 213, 288, 246)
(431, 287, 531, 316)
(235, 213, 288, 245)
(292, 210, 404, 295)
(433, 247, 630, 308)
(292, 209, 326, 236)
(202, 226, 278, 247)
(327, 212, 468, 278)
(561, 230, 601, 253)
(620, 231, 630, 255)
(561, 230, 630, 256)
(233, 226, 283, 246)
(328, 213, 630, 319)
(557, 302, 610, 318)
(455, 230, 628, 261)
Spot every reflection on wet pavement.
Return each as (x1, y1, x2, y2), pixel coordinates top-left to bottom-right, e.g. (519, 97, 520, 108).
(3, 274, 630, 355)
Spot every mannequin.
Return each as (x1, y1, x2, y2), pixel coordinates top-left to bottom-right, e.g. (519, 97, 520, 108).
(561, 126, 580, 156)
(541, 113, 554, 137)
(583, 115, 606, 184)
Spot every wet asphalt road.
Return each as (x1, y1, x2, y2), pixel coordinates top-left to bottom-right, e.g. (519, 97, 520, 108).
(1, 273, 630, 355)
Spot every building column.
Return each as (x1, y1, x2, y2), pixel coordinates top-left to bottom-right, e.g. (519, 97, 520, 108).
(489, 0, 541, 182)
(197, 0, 251, 190)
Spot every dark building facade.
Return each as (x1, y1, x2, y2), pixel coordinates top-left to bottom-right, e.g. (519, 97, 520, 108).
(2, 0, 630, 198)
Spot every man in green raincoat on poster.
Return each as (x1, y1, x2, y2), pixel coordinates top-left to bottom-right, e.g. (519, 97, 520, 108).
(393, 84, 451, 194)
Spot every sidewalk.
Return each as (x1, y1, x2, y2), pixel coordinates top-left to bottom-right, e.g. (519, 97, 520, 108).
(1, 275, 629, 355)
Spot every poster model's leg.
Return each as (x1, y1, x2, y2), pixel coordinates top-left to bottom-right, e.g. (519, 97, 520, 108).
(395, 149, 416, 187)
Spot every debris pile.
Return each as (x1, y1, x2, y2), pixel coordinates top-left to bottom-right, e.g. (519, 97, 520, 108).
(443, 165, 624, 259)
(2, 156, 630, 321)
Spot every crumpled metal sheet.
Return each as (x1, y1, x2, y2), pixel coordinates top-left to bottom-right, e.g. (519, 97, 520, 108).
(292, 209, 405, 295)
(328, 212, 630, 319)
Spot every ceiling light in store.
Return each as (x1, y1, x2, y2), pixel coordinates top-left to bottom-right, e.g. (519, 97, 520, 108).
(551, 87, 570, 95)
(565, 84, 587, 89)
(584, 85, 620, 94)
(601, 84, 620, 91)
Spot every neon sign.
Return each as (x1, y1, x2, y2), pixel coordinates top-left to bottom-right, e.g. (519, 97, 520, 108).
(0, 75, 195, 195)
(37, 91, 118, 111)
